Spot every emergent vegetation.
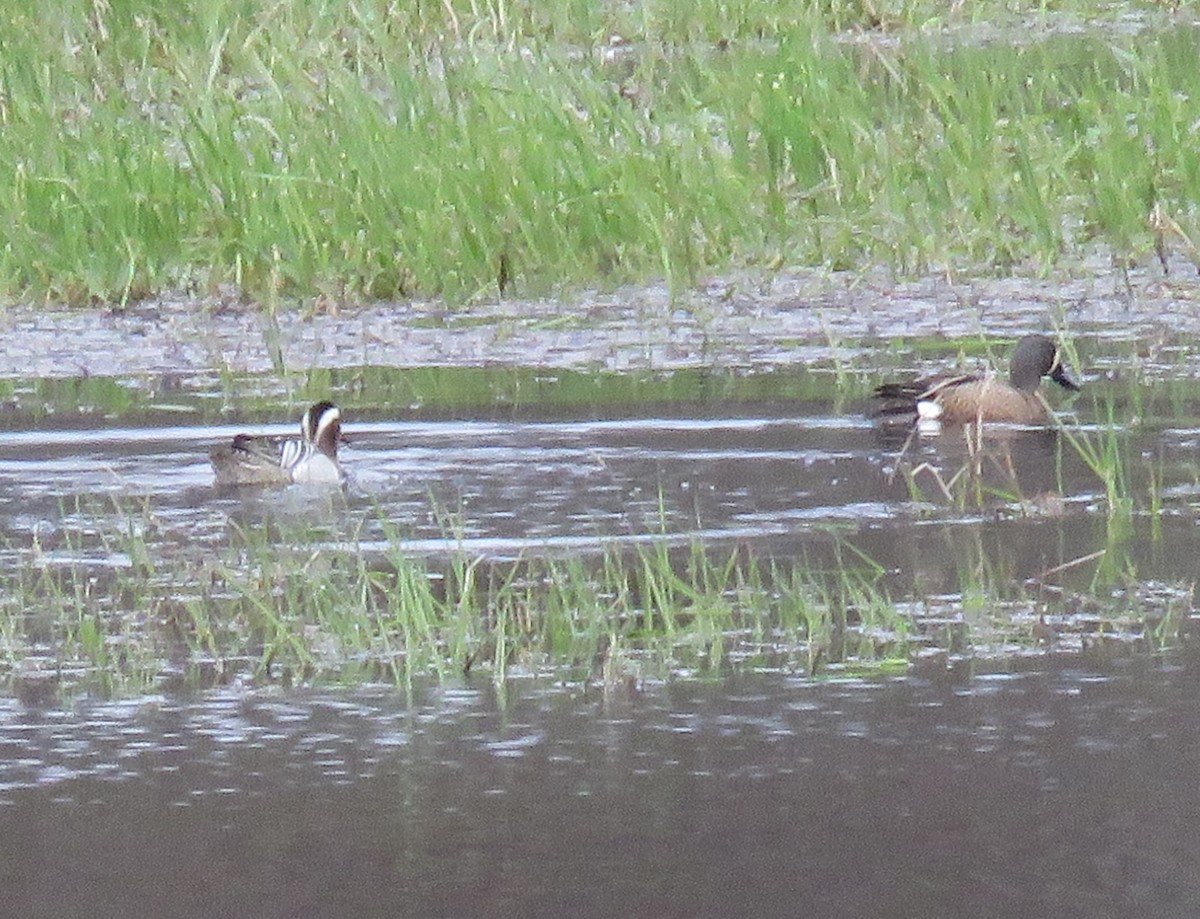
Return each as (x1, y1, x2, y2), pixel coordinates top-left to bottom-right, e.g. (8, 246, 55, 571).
(0, 0, 1196, 304)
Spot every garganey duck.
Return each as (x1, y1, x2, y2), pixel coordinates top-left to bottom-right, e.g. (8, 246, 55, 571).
(210, 401, 345, 486)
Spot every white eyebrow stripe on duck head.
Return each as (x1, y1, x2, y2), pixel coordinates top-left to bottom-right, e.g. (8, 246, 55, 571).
(313, 406, 341, 441)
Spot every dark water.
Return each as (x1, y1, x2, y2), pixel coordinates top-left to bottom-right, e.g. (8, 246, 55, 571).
(4, 655, 1200, 918)
(1, 399, 1196, 601)
(0, 340, 1198, 913)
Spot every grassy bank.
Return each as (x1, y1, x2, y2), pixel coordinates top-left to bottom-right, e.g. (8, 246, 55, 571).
(0, 0, 1195, 305)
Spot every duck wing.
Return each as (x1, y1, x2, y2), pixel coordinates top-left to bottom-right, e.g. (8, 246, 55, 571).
(873, 371, 983, 417)
(210, 433, 308, 486)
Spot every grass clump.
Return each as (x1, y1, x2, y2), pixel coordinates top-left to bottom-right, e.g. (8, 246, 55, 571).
(0, 483, 1186, 701)
(0, 501, 909, 698)
(0, 2, 1197, 305)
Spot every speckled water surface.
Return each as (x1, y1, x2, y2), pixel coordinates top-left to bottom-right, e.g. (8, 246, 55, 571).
(5, 657, 1200, 918)
(3, 260, 1200, 916)
(2, 258, 1198, 381)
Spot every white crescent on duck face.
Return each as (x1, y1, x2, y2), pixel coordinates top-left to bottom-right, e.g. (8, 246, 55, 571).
(304, 402, 343, 455)
(211, 401, 346, 486)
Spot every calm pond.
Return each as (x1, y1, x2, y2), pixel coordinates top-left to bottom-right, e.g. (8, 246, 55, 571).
(2, 267, 1200, 915)
(5, 658, 1200, 918)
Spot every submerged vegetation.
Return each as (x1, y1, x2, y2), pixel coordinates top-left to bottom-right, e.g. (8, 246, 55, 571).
(0, 0, 1196, 304)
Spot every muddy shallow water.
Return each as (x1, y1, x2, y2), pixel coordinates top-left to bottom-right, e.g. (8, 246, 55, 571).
(3, 262, 1200, 914)
(3, 256, 1200, 381)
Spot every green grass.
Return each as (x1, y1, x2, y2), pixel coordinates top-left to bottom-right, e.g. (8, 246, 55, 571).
(0, 1, 1196, 305)
(0, 518, 911, 697)
(0, 484, 1186, 701)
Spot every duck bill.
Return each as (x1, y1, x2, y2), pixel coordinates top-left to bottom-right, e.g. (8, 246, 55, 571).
(1051, 363, 1082, 392)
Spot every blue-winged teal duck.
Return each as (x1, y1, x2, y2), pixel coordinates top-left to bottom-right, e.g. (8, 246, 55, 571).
(210, 401, 345, 486)
(874, 335, 1080, 425)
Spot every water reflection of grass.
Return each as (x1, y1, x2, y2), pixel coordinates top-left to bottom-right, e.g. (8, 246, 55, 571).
(0, 364, 867, 425)
(1, 4, 1194, 304)
(0, 498, 909, 696)
(886, 408, 1186, 635)
(0, 492, 1187, 701)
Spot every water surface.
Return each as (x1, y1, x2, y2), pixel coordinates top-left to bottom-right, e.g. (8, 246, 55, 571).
(4, 655, 1199, 918)
(3, 272, 1200, 915)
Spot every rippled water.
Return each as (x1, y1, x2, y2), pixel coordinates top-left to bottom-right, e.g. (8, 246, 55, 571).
(4, 272, 1200, 914)
(2, 402, 1196, 593)
(0, 378, 1196, 914)
(4, 656, 1200, 917)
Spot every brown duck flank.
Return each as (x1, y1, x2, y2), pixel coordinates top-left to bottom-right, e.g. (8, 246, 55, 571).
(874, 335, 1080, 425)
